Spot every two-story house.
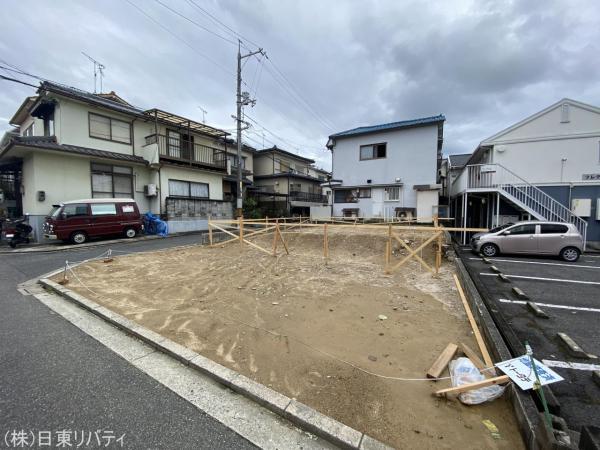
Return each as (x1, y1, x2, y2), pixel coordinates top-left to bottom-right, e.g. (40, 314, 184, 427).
(326, 115, 445, 221)
(0, 81, 241, 240)
(450, 98, 600, 249)
(251, 146, 329, 216)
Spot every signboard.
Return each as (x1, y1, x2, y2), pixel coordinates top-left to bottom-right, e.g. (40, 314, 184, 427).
(480, 164, 497, 173)
(495, 355, 564, 390)
(582, 173, 600, 181)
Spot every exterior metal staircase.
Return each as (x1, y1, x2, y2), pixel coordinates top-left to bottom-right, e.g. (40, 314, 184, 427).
(461, 163, 588, 245)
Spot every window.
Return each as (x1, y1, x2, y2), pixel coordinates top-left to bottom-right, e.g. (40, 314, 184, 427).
(290, 183, 302, 192)
(360, 143, 386, 160)
(43, 111, 55, 137)
(334, 189, 357, 203)
(358, 188, 371, 198)
(91, 203, 117, 215)
(91, 163, 133, 198)
(540, 224, 568, 234)
(89, 113, 131, 144)
(62, 204, 88, 217)
(384, 186, 400, 201)
(168, 179, 209, 198)
(227, 154, 246, 169)
(507, 224, 536, 235)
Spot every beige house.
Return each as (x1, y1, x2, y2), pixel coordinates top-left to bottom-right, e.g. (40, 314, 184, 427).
(251, 146, 329, 215)
(0, 81, 254, 240)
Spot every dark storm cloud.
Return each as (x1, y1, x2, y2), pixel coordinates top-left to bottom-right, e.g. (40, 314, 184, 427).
(1, 0, 599, 168)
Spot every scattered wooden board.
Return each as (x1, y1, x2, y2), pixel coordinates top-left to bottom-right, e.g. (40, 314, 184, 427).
(460, 342, 495, 378)
(434, 375, 510, 397)
(427, 343, 459, 379)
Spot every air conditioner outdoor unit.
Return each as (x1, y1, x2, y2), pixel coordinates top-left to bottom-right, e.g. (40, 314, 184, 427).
(144, 184, 157, 197)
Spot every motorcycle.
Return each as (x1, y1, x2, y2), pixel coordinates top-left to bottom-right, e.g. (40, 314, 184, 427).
(1, 217, 33, 249)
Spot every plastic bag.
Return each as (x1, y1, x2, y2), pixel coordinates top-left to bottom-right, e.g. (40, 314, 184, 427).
(449, 357, 505, 405)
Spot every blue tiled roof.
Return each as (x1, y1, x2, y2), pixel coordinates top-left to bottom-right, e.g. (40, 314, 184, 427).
(329, 114, 445, 139)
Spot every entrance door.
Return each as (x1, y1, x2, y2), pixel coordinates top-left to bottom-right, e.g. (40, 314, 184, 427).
(371, 189, 383, 218)
(180, 133, 194, 161)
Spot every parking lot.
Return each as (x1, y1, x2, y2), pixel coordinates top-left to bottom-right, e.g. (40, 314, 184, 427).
(459, 247, 600, 435)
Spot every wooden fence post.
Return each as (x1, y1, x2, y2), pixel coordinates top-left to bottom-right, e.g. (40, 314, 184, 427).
(239, 215, 244, 247)
(323, 223, 329, 258)
(208, 215, 213, 246)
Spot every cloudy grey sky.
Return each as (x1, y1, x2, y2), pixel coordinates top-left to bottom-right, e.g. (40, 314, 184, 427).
(1, 0, 599, 170)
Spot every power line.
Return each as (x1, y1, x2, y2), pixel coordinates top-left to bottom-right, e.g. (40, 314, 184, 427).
(124, 0, 235, 78)
(154, 0, 238, 46)
(0, 74, 38, 89)
(245, 114, 326, 152)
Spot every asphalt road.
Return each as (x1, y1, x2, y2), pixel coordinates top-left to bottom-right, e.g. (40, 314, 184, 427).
(0, 235, 256, 449)
(459, 247, 600, 435)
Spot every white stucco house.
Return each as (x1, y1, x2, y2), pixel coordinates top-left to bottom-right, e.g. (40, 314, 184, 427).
(325, 115, 445, 221)
(450, 98, 600, 249)
(0, 81, 256, 241)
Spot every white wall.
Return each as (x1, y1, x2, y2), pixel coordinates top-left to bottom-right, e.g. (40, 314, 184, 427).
(332, 187, 404, 218)
(416, 190, 439, 222)
(331, 125, 439, 209)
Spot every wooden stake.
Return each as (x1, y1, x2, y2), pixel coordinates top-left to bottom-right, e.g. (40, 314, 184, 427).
(453, 274, 494, 368)
(323, 223, 329, 258)
(239, 215, 244, 246)
(434, 375, 510, 397)
(427, 343, 459, 379)
(385, 241, 390, 265)
(276, 223, 289, 255)
(208, 216, 213, 246)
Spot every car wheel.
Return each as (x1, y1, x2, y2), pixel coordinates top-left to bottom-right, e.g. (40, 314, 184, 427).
(560, 247, 580, 262)
(9, 241, 17, 249)
(70, 231, 87, 245)
(480, 243, 498, 257)
(124, 227, 137, 239)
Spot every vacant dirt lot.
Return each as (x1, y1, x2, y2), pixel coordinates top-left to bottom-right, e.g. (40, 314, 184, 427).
(58, 226, 524, 449)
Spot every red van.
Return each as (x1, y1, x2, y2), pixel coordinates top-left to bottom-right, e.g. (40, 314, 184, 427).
(43, 199, 143, 244)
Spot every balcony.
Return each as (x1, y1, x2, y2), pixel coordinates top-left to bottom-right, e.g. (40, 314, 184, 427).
(146, 134, 227, 171)
(289, 191, 328, 203)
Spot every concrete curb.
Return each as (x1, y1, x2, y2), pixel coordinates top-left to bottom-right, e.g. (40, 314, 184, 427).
(557, 332, 598, 360)
(526, 302, 549, 319)
(490, 265, 501, 273)
(39, 278, 392, 450)
(454, 257, 542, 450)
(512, 287, 529, 300)
(498, 273, 511, 283)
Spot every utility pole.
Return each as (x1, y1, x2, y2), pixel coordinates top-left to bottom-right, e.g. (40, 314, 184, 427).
(236, 40, 264, 217)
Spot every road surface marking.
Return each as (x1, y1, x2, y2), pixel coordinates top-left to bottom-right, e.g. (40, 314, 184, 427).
(541, 360, 600, 371)
(479, 272, 600, 285)
(469, 257, 600, 270)
(498, 298, 600, 313)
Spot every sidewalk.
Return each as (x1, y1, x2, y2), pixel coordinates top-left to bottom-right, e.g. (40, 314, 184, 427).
(0, 231, 205, 254)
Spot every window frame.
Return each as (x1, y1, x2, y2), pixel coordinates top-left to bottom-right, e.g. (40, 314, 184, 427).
(167, 179, 210, 199)
(359, 142, 387, 161)
(357, 188, 371, 198)
(333, 189, 358, 203)
(91, 163, 134, 199)
(384, 186, 400, 201)
(507, 224, 537, 235)
(88, 112, 132, 145)
(539, 224, 569, 234)
(90, 203, 118, 216)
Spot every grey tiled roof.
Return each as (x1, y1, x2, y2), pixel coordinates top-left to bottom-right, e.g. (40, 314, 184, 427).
(447, 153, 472, 168)
(5, 136, 147, 164)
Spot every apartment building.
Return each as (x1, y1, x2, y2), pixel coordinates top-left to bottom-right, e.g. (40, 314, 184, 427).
(326, 115, 445, 221)
(251, 146, 328, 216)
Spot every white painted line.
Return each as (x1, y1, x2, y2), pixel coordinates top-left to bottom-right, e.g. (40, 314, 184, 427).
(469, 257, 600, 270)
(498, 298, 600, 313)
(541, 360, 600, 371)
(479, 272, 600, 285)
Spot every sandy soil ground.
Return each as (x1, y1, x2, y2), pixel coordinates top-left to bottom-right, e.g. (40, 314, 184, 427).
(57, 226, 524, 449)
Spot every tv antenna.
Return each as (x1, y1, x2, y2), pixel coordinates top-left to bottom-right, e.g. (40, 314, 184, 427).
(81, 52, 105, 93)
(197, 106, 208, 123)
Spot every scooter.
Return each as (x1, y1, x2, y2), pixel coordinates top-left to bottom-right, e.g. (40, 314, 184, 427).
(4, 217, 33, 249)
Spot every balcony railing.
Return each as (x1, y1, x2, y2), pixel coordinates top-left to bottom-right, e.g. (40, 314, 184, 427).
(289, 191, 328, 203)
(147, 134, 226, 170)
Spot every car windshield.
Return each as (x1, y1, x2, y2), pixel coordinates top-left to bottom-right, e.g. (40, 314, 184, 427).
(49, 205, 62, 217)
(489, 222, 514, 233)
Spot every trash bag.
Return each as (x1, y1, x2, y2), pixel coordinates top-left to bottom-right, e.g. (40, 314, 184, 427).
(449, 357, 505, 405)
(143, 212, 168, 237)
